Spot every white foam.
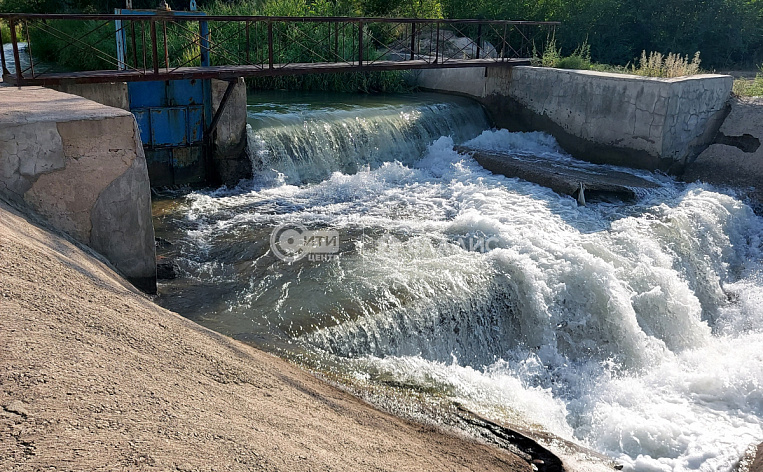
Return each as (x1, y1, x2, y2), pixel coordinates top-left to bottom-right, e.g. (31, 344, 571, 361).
(170, 119, 763, 471)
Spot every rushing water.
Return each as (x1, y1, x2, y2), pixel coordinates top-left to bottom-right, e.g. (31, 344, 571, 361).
(154, 91, 763, 472)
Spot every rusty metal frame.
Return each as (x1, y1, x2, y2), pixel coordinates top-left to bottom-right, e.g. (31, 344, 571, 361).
(0, 12, 559, 86)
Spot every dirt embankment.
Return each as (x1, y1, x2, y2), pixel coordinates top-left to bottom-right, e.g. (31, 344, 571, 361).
(0, 200, 529, 471)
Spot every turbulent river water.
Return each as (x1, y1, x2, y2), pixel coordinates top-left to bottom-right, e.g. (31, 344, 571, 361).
(154, 91, 763, 472)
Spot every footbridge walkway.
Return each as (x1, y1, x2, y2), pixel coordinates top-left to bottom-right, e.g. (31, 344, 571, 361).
(0, 12, 556, 86)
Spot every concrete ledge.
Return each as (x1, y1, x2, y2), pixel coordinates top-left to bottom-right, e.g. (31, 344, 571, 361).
(0, 86, 156, 292)
(417, 66, 733, 173)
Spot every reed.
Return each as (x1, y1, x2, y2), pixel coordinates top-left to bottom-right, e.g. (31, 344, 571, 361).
(630, 51, 702, 78)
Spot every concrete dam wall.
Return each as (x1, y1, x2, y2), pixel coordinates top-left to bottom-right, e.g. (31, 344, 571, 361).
(417, 66, 734, 173)
(0, 86, 156, 292)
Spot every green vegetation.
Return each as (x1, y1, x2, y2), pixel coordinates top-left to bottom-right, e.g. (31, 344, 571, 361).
(534, 36, 591, 70)
(1, 18, 21, 43)
(629, 51, 702, 78)
(733, 65, 763, 96)
(3, 0, 763, 90)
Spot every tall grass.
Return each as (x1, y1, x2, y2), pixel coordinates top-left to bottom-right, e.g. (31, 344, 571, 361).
(733, 65, 763, 97)
(533, 35, 591, 70)
(1, 19, 22, 44)
(629, 51, 702, 78)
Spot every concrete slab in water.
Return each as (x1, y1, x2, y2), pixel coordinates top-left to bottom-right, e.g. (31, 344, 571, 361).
(457, 146, 660, 201)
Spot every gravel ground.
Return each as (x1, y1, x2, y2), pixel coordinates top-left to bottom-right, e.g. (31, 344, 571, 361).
(0, 199, 529, 472)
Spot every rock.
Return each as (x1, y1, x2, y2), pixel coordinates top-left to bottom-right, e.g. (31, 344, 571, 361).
(4, 400, 29, 417)
(751, 442, 763, 472)
(155, 237, 173, 249)
(157, 258, 179, 280)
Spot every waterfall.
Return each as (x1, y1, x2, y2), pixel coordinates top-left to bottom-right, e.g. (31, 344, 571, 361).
(156, 93, 763, 472)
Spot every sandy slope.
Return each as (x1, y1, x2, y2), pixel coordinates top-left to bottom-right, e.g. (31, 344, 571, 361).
(0, 199, 529, 471)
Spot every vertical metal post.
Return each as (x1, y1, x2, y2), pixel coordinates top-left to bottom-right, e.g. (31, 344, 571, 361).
(267, 20, 273, 69)
(434, 22, 439, 64)
(334, 21, 339, 59)
(115, 14, 126, 70)
(357, 20, 363, 67)
(476, 23, 482, 59)
(200, 18, 210, 67)
(501, 24, 507, 59)
(150, 19, 159, 74)
(245, 20, 250, 63)
(142, 20, 147, 72)
(10, 19, 22, 85)
(0, 21, 8, 77)
(162, 21, 169, 70)
(410, 22, 416, 61)
(24, 20, 34, 77)
(130, 21, 138, 69)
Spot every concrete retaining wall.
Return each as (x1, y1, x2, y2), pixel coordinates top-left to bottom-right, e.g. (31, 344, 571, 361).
(417, 66, 733, 172)
(49, 79, 252, 187)
(683, 97, 763, 212)
(0, 86, 156, 292)
(211, 78, 252, 186)
(49, 82, 130, 111)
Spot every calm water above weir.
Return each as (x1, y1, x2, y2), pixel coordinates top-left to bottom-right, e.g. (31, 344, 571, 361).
(154, 91, 763, 472)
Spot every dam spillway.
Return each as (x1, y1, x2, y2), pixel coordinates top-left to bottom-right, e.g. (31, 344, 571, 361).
(152, 92, 763, 472)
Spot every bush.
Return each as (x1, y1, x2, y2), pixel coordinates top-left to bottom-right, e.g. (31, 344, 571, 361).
(533, 36, 591, 70)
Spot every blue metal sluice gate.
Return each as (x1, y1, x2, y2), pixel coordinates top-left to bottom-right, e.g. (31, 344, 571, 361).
(119, 6, 212, 187)
(128, 78, 210, 186)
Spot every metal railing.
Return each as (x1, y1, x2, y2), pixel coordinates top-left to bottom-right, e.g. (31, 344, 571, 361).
(0, 12, 559, 85)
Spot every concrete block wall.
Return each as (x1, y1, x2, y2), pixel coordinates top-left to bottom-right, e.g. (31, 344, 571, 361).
(417, 66, 733, 172)
(211, 78, 252, 186)
(0, 86, 156, 292)
(684, 97, 763, 212)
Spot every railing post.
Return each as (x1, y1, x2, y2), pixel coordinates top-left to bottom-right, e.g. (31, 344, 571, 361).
(115, 15, 126, 70)
(334, 21, 339, 59)
(501, 24, 507, 60)
(434, 21, 439, 64)
(245, 20, 250, 64)
(131, 21, 139, 69)
(200, 18, 210, 67)
(9, 19, 23, 85)
(476, 23, 482, 59)
(24, 20, 35, 77)
(162, 20, 170, 70)
(267, 20, 273, 69)
(410, 22, 416, 61)
(357, 20, 363, 68)
(150, 19, 159, 74)
(0, 21, 8, 77)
